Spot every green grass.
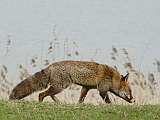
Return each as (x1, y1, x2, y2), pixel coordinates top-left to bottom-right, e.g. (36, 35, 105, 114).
(0, 100, 159, 120)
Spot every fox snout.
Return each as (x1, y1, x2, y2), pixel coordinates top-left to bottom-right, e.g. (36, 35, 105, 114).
(130, 98, 135, 103)
(126, 96, 135, 103)
(119, 92, 135, 103)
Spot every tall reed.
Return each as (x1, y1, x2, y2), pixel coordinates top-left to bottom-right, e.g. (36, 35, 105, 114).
(0, 34, 160, 105)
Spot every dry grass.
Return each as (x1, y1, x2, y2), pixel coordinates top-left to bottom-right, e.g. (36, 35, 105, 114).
(0, 32, 160, 105)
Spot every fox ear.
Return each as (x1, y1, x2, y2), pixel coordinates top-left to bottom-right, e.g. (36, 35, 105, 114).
(122, 73, 130, 82)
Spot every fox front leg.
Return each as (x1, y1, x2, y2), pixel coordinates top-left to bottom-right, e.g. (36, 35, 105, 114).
(99, 91, 111, 104)
(78, 86, 90, 103)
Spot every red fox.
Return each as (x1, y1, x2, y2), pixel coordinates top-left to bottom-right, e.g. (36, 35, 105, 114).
(10, 60, 135, 103)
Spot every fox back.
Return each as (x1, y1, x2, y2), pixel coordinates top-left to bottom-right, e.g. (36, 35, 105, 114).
(45, 61, 120, 85)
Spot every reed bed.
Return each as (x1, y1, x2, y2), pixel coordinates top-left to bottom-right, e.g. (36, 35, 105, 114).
(0, 32, 160, 105)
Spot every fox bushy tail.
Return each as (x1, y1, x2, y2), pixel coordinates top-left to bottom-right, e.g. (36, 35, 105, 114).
(10, 69, 50, 100)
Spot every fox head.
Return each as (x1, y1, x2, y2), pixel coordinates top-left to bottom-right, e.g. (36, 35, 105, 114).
(111, 73, 135, 103)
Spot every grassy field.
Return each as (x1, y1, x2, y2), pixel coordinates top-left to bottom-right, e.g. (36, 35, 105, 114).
(1, 38, 160, 119)
(0, 100, 159, 120)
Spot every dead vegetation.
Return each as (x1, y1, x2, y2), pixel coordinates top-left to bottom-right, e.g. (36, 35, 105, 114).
(0, 32, 160, 105)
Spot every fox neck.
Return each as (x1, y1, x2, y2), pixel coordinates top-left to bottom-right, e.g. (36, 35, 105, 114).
(109, 75, 122, 98)
(109, 88, 121, 98)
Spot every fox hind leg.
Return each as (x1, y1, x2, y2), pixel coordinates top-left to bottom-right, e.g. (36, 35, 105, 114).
(39, 85, 64, 102)
(78, 86, 90, 103)
(99, 91, 111, 104)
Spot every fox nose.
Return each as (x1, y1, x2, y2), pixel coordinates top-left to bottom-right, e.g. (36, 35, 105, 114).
(130, 99, 135, 103)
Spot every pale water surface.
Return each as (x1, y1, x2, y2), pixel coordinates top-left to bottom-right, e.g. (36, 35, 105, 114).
(0, 0, 160, 84)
